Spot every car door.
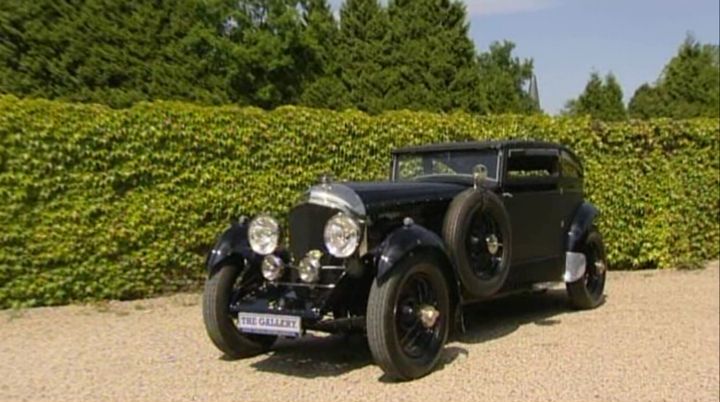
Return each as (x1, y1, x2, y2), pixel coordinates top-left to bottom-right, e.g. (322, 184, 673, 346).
(558, 150, 585, 237)
(501, 147, 564, 279)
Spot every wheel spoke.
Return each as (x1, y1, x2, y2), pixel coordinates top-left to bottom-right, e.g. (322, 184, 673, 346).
(399, 321, 422, 345)
(393, 271, 444, 361)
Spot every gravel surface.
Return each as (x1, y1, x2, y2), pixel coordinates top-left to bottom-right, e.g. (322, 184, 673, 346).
(1, 262, 718, 402)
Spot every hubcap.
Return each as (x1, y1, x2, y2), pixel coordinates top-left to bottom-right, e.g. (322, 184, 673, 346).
(418, 305, 440, 328)
(468, 210, 504, 279)
(595, 260, 607, 275)
(486, 234, 500, 255)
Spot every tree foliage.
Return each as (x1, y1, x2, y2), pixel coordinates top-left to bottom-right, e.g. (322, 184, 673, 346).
(629, 36, 720, 119)
(564, 72, 626, 121)
(0, 0, 537, 114)
(476, 41, 538, 114)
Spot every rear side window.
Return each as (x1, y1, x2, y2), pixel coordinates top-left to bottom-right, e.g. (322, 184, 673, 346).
(506, 148, 559, 179)
(560, 151, 583, 178)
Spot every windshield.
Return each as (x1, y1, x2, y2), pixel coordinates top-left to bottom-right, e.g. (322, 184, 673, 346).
(394, 150, 499, 181)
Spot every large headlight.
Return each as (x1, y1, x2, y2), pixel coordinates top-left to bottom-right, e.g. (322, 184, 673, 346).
(248, 215, 279, 255)
(323, 213, 361, 258)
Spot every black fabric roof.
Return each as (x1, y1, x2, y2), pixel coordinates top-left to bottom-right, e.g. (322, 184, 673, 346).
(392, 140, 569, 154)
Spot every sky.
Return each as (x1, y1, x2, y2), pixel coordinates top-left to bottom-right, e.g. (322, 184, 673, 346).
(328, 0, 720, 114)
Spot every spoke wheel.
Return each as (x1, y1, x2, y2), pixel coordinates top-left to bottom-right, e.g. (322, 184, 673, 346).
(467, 209, 504, 280)
(442, 188, 512, 298)
(395, 274, 443, 360)
(367, 254, 450, 381)
(567, 228, 607, 310)
(203, 264, 276, 358)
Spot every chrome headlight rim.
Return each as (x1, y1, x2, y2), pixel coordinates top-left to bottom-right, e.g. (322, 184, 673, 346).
(248, 214, 280, 256)
(323, 212, 361, 258)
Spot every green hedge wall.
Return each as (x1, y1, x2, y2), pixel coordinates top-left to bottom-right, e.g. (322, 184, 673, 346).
(1, 96, 718, 308)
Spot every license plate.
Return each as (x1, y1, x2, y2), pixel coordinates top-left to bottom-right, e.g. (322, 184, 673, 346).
(237, 312, 302, 337)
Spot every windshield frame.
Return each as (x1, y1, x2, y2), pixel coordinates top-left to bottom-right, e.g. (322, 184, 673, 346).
(391, 149, 501, 182)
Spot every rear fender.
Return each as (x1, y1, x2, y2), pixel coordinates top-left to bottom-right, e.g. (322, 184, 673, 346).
(564, 202, 599, 282)
(567, 202, 599, 252)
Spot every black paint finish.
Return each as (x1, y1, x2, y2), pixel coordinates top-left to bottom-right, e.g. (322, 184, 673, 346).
(206, 139, 599, 327)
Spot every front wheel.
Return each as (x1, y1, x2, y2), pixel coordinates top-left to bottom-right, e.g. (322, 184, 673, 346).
(202, 264, 276, 358)
(366, 254, 450, 381)
(566, 229, 607, 309)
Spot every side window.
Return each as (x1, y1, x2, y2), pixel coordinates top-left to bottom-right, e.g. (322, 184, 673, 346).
(560, 151, 583, 178)
(506, 148, 560, 179)
(431, 160, 455, 175)
(398, 157, 423, 179)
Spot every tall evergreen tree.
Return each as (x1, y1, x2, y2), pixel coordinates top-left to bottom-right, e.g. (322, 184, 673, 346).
(0, 0, 542, 114)
(336, 0, 389, 113)
(476, 41, 538, 114)
(382, 0, 481, 113)
(564, 72, 626, 121)
(629, 36, 720, 119)
(298, 0, 350, 109)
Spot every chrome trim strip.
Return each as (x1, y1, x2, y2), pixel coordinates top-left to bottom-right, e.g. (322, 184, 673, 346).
(274, 282, 336, 289)
(285, 265, 345, 271)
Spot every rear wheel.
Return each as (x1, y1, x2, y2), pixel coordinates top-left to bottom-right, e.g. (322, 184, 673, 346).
(202, 264, 276, 358)
(567, 229, 607, 309)
(366, 254, 450, 381)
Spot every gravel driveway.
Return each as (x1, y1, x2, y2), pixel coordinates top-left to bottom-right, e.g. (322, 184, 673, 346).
(1, 262, 718, 402)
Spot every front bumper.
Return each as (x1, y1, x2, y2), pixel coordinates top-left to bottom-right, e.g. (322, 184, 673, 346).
(230, 260, 368, 334)
(230, 284, 326, 321)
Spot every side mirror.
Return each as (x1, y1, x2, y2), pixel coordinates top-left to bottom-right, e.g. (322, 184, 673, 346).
(473, 164, 488, 189)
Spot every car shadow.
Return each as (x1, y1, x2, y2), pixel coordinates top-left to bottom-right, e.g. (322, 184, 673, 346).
(455, 288, 575, 344)
(245, 288, 582, 379)
(249, 332, 374, 378)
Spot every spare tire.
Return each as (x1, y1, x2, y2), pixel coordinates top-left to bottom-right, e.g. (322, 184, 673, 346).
(442, 188, 512, 298)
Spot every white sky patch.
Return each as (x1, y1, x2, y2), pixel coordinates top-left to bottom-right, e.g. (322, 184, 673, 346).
(462, 0, 559, 16)
(329, 0, 558, 16)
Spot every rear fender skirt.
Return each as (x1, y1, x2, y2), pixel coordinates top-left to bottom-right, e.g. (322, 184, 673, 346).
(564, 251, 586, 282)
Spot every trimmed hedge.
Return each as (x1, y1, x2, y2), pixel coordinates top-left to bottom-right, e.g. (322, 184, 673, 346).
(0, 96, 718, 308)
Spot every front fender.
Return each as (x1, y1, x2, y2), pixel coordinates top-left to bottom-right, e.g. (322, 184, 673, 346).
(374, 223, 449, 281)
(206, 219, 256, 274)
(567, 202, 599, 252)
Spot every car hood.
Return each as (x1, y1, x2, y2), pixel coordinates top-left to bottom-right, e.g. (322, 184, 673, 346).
(342, 181, 467, 213)
(302, 180, 470, 217)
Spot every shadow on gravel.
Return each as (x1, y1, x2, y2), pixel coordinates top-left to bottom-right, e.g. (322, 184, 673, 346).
(247, 289, 579, 380)
(456, 289, 576, 344)
(250, 332, 373, 378)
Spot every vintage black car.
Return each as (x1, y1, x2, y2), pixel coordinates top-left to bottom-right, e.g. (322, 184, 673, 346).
(202, 140, 607, 380)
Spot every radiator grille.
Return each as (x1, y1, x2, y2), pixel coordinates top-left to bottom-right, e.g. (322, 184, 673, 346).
(288, 203, 338, 261)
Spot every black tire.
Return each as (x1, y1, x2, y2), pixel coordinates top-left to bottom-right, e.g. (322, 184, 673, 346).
(202, 264, 276, 358)
(366, 253, 450, 381)
(567, 229, 607, 309)
(442, 188, 512, 298)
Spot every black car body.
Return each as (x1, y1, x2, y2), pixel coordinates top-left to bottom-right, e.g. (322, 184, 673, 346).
(203, 140, 607, 380)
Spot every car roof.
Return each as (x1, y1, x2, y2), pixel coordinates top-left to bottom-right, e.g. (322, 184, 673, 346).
(392, 139, 572, 154)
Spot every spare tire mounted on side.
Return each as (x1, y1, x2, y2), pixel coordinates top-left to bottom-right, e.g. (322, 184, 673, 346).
(442, 188, 512, 298)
